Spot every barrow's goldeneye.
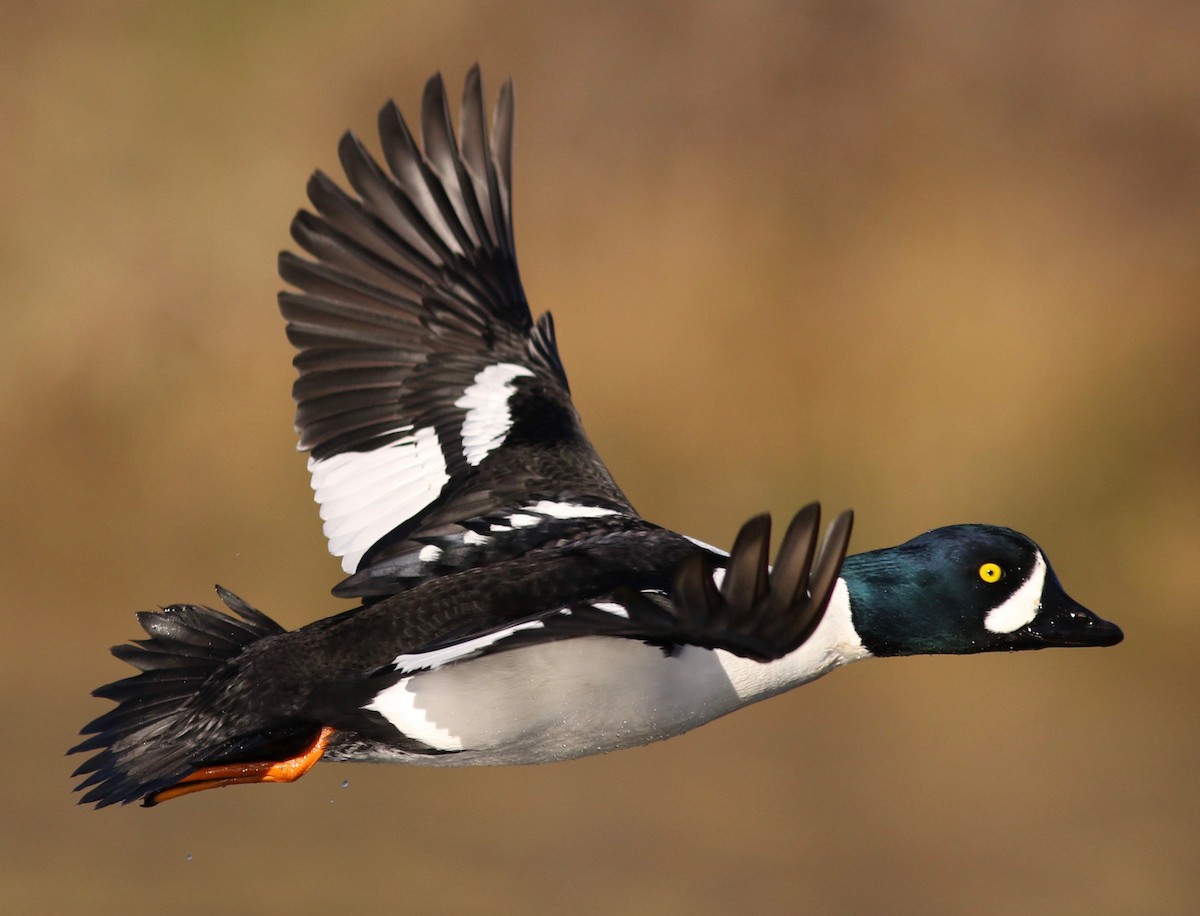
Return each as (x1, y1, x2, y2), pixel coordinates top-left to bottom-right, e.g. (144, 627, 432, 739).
(71, 67, 1122, 808)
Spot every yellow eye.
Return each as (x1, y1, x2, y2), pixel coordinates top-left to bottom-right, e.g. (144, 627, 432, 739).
(979, 562, 1004, 583)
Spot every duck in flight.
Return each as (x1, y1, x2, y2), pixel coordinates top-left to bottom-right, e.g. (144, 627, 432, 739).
(71, 67, 1123, 808)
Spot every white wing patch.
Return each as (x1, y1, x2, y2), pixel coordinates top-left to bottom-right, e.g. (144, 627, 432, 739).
(454, 363, 534, 466)
(308, 425, 450, 574)
(984, 552, 1047, 634)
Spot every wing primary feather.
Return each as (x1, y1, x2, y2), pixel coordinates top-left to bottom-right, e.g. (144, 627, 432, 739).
(459, 64, 502, 249)
(425, 68, 497, 256)
(673, 553, 718, 632)
(376, 91, 515, 315)
(337, 130, 456, 264)
(303, 170, 437, 277)
(279, 70, 632, 591)
(376, 98, 462, 256)
(286, 212, 431, 301)
(721, 513, 771, 618)
(769, 508, 853, 649)
(765, 502, 820, 621)
(341, 127, 509, 320)
(492, 79, 516, 248)
(666, 505, 854, 661)
(418, 72, 483, 252)
(810, 510, 854, 615)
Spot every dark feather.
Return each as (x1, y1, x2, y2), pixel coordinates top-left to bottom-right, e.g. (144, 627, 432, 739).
(280, 68, 634, 593)
(69, 588, 286, 808)
(393, 505, 855, 666)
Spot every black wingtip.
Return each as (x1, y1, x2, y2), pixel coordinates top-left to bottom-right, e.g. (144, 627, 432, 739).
(493, 78, 515, 194)
(670, 503, 856, 662)
(422, 70, 448, 112)
(767, 503, 821, 617)
(721, 513, 772, 619)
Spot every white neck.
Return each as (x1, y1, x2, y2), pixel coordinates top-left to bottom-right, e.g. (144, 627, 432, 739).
(712, 579, 873, 705)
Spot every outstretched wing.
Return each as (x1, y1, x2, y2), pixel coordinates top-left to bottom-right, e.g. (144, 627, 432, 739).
(278, 67, 632, 597)
(382, 505, 855, 672)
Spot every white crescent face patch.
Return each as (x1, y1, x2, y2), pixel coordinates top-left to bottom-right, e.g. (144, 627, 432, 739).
(984, 552, 1047, 634)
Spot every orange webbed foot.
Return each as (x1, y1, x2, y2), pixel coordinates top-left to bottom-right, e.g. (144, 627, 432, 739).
(145, 726, 335, 806)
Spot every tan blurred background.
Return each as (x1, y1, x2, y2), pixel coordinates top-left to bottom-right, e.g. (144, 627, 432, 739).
(3, 1, 1197, 913)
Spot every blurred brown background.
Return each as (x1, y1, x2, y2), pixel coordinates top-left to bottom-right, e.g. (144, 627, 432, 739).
(3, 1, 1197, 913)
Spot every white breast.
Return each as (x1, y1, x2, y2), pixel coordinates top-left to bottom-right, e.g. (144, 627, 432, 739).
(364, 579, 870, 765)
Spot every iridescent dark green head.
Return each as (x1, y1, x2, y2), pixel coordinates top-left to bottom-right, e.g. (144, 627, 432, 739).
(842, 525, 1122, 658)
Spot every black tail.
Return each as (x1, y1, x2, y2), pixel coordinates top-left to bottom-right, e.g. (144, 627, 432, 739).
(70, 587, 287, 808)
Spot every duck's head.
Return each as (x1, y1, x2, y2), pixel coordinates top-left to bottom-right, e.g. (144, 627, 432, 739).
(841, 525, 1123, 657)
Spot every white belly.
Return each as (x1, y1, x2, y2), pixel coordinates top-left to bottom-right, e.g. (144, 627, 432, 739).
(363, 581, 867, 765)
(366, 638, 738, 764)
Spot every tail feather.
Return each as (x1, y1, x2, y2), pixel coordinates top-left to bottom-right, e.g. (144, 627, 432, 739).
(70, 586, 286, 808)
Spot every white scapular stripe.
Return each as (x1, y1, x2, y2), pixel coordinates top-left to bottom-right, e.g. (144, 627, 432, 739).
(308, 425, 450, 574)
(525, 501, 619, 520)
(984, 552, 1047, 633)
(501, 502, 619, 533)
(593, 601, 629, 618)
(389, 619, 547, 674)
(454, 363, 534, 465)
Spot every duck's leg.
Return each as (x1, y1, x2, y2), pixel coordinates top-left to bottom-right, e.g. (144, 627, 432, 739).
(145, 725, 335, 806)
